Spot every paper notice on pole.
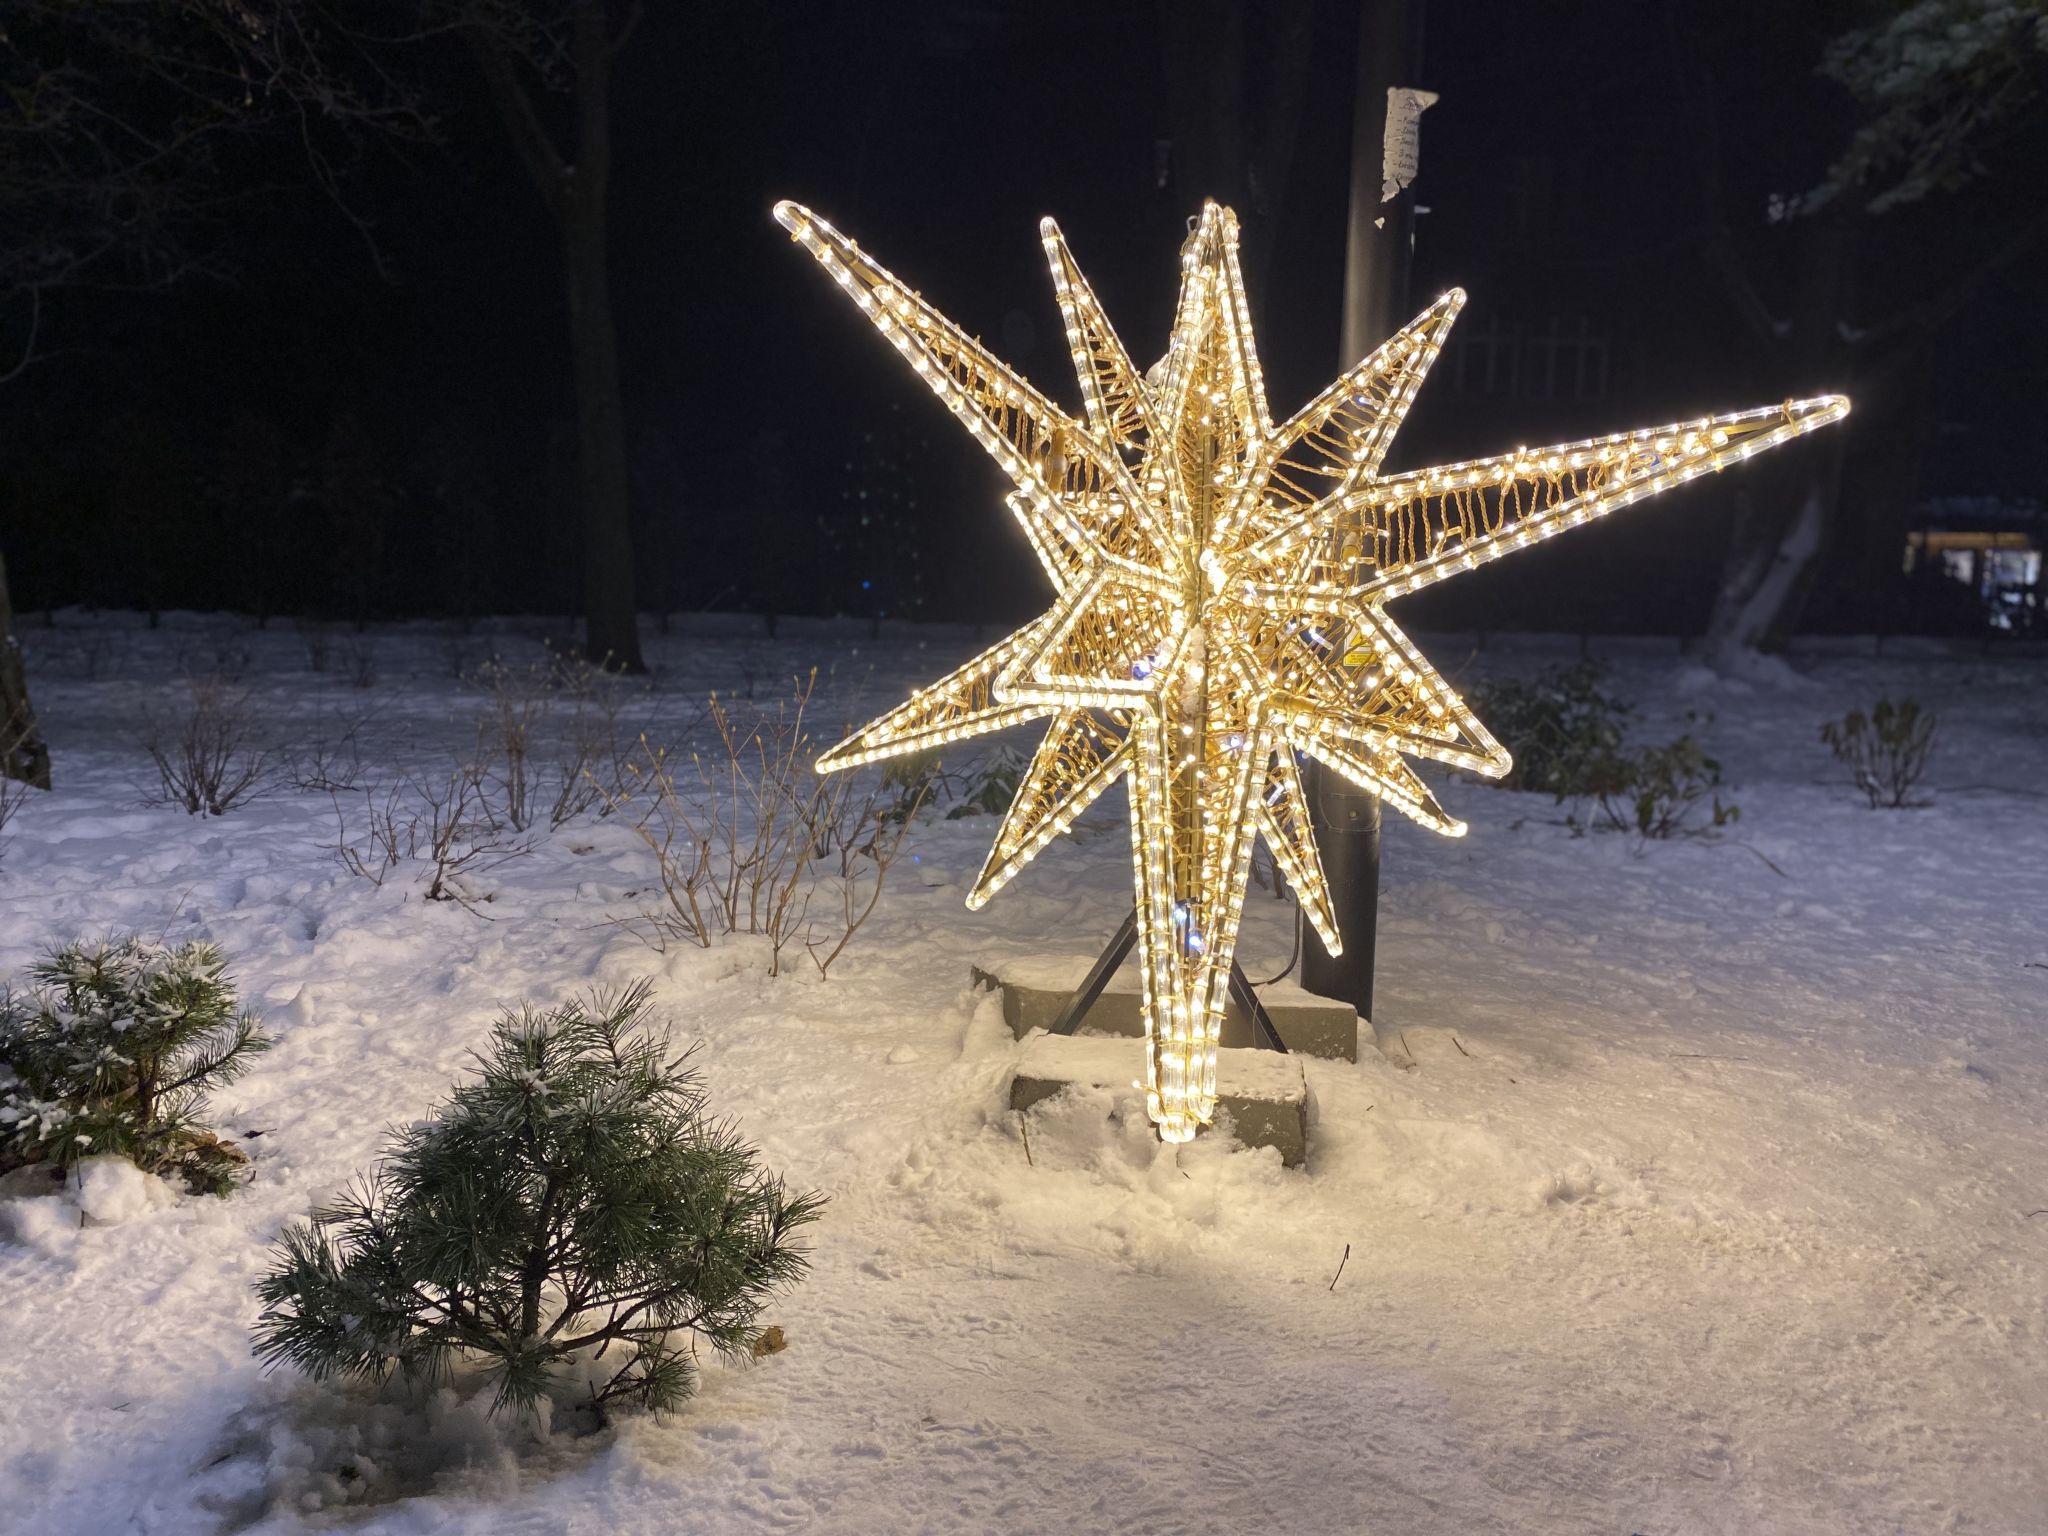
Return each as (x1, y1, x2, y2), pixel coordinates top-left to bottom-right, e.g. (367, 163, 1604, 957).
(1381, 86, 1440, 202)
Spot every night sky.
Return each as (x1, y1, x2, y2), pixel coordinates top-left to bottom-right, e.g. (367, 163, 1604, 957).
(5, 0, 2043, 632)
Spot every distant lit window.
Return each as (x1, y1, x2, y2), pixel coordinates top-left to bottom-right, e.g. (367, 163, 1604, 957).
(1985, 549, 2041, 588)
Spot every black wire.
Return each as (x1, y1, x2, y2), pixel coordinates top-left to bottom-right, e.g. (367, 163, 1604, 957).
(1247, 895, 1303, 987)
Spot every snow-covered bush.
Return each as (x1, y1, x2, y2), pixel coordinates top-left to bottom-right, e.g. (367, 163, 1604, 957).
(1821, 697, 1939, 808)
(873, 744, 1021, 824)
(1575, 728, 1739, 840)
(1467, 661, 1633, 798)
(0, 938, 273, 1195)
(1472, 667, 1737, 840)
(945, 745, 1026, 820)
(252, 983, 821, 1421)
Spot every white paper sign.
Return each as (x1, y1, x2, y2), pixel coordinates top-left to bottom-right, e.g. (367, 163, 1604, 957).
(1381, 86, 1440, 202)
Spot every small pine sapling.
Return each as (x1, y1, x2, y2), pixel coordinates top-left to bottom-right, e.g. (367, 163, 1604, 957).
(0, 938, 274, 1194)
(252, 983, 823, 1421)
(1820, 697, 1937, 808)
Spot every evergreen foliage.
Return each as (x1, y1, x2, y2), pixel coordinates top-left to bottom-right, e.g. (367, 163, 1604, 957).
(1472, 664, 1738, 840)
(1467, 661, 1634, 798)
(252, 983, 823, 1420)
(0, 938, 273, 1195)
(946, 747, 1026, 821)
(1576, 728, 1740, 841)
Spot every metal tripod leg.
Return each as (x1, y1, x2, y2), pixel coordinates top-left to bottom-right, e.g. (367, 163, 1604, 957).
(1228, 963, 1289, 1053)
(1048, 907, 1289, 1053)
(1045, 909, 1139, 1036)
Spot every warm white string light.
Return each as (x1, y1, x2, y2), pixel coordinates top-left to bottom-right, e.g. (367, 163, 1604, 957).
(777, 197, 1849, 1145)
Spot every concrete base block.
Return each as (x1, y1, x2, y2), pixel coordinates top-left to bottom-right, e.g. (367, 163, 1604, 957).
(1009, 1034, 1310, 1167)
(971, 955, 1359, 1061)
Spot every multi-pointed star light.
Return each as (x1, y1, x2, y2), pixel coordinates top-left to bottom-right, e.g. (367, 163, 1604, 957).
(776, 198, 1847, 1146)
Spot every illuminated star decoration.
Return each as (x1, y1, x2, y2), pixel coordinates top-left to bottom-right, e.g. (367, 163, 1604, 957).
(777, 198, 1847, 1146)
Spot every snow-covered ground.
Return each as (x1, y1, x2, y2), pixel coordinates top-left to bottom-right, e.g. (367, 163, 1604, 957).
(1, 612, 2043, 1535)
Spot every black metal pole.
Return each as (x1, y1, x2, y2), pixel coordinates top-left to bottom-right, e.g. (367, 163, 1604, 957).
(1300, 0, 1426, 1023)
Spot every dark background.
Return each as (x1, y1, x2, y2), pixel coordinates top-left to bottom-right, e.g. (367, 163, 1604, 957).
(4, 0, 2042, 636)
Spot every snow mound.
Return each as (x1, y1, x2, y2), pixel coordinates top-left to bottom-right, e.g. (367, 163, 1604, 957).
(0, 1155, 176, 1252)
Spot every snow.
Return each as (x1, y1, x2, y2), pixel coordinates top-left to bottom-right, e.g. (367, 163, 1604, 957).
(0, 612, 2044, 1534)
(1016, 1031, 1306, 1105)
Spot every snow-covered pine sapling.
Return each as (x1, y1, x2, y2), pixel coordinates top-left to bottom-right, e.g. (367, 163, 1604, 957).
(0, 938, 274, 1195)
(1820, 697, 1937, 809)
(252, 983, 823, 1421)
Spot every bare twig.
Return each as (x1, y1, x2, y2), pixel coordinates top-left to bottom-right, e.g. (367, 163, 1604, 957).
(1726, 840, 1790, 878)
(1328, 1243, 1350, 1293)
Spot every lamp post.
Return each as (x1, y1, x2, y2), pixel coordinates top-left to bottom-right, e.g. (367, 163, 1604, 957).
(1301, 0, 1426, 1022)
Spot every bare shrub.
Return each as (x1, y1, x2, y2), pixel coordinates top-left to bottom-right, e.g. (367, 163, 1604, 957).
(605, 673, 922, 977)
(284, 707, 372, 793)
(80, 633, 119, 682)
(144, 677, 269, 815)
(341, 636, 378, 689)
(332, 783, 409, 888)
(295, 619, 332, 674)
(0, 755, 26, 861)
(469, 653, 644, 832)
(215, 641, 250, 682)
(331, 761, 533, 914)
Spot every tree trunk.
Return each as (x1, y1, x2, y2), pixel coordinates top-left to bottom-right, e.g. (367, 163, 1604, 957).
(561, 200, 642, 673)
(562, 0, 642, 673)
(468, 0, 644, 674)
(0, 548, 53, 789)
(1702, 211, 1855, 662)
(1702, 453, 1836, 668)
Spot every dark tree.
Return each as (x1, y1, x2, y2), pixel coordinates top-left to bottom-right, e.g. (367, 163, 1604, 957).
(0, 1, 425, 781)
(1669, 0, 2048, 659)
(458, 0, 647, 673)
(1158, 0, 1317, 301)
(0, 549, 50, 790)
